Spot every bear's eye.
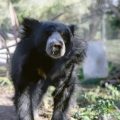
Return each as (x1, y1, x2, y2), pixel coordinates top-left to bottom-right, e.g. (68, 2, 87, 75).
(60, 32, 68, 43)
(60, 32, 65, 36)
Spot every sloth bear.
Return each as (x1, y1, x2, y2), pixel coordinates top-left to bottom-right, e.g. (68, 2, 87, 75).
(11, 18, 86, 120)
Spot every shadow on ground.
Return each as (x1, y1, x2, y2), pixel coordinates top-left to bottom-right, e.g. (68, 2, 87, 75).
(0, 105, 17, 120)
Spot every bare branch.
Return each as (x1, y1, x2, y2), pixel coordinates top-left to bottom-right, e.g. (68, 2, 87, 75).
(51, 12, 65, 21)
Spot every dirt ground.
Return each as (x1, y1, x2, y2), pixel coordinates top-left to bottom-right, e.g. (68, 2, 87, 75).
(0, 87, 52, 120)
(0, 93, 16, 120)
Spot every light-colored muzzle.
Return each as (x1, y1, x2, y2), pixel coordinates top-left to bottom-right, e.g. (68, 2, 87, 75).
(46, 32, 66, 59)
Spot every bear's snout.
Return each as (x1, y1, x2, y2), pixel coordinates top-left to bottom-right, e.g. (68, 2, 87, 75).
(52, 43, 62, 55)
(46, 32, 66, 59)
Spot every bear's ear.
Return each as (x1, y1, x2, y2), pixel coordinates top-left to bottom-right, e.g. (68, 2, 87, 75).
(21, 18, 40, 36)
(68, 24, 77, 36)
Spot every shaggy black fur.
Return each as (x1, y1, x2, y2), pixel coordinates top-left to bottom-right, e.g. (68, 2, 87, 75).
(11, 18, 86, 120)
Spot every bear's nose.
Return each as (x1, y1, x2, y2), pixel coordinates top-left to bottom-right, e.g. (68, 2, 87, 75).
(52, 43, 62, 55)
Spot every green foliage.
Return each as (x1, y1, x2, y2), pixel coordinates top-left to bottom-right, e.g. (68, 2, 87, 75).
(105, 1, 120, 39)
(0, 77, 12, 86)
(0, 0, 92, 32)
(11, 0, 20, 3)
(108, 2, 120, 30)
(78, 68, 84, 80)
(73, 85, 120, 120)
(0, 0, 11, 31)
(106, 14, 120, 39)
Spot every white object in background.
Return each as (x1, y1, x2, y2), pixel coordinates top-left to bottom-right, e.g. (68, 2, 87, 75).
(83, 41, 108, 79)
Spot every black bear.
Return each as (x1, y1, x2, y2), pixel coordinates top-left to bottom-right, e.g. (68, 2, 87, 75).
(11, 18, 86, 120)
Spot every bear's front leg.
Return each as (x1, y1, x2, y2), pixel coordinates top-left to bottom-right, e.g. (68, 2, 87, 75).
(15, 86, 34, 120)
(51, 80, 75, 120)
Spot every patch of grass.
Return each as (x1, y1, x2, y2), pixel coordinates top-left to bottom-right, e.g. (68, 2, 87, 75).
(73, 85, 120, 120)
(0, 77, 12, 86)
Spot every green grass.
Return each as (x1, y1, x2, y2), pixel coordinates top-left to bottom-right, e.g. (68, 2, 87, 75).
(72, 85, 120, 120)
(0, 77, 12, 86)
